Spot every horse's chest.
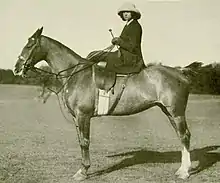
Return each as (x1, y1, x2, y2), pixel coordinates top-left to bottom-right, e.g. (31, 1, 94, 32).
(64, 86, 94, 108)
(64, 88, 77, 105)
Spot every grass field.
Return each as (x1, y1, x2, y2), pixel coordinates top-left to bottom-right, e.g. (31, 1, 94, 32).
(0, 84, 220, 183)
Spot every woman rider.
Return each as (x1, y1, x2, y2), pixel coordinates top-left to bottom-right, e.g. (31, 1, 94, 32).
(89, 2, 145, 74)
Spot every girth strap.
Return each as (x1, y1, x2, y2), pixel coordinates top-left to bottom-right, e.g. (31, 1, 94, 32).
(107, 74, 130, 114)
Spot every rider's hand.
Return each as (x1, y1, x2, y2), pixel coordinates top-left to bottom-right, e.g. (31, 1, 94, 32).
(111, 37, 121, 45)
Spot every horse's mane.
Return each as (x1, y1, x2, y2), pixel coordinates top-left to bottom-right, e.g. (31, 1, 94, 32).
(42, 35, 87, 62)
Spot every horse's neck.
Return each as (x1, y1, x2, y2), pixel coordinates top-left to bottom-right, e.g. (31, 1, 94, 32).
(41, 36, 83, 74)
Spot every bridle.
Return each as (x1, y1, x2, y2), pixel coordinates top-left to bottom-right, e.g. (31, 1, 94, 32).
(18, 36, 116, 95)
(19, 37, 41, 72)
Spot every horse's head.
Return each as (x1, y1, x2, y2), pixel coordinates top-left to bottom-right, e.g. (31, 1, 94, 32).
(14, 27, 44, 77)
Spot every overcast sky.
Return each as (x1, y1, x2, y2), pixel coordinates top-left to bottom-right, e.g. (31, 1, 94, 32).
(0, 0, 220, 69)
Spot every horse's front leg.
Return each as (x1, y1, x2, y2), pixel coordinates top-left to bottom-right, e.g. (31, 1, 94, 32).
(42, 91, 52, 103)
(73, 112, 91, 181)
(38, 87, 44, 98)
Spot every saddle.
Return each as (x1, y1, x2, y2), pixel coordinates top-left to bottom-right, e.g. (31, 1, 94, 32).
(92, 60, 144, 91)
(93, 62, 130, 115)
(93, 63, 117, 92)
(89, 48, 144, 91)
(93, 61, 144, 114)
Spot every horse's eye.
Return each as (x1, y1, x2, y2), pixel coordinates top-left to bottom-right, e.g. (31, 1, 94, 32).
(26, 37, 36, 48)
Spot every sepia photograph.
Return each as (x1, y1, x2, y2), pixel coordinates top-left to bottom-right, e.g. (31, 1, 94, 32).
(0, 0, 220, 182)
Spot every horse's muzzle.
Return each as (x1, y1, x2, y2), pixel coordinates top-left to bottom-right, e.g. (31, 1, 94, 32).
(14, 64, 23, 76)
(14, 61, 30, 78)
(14, 56, 26, 76)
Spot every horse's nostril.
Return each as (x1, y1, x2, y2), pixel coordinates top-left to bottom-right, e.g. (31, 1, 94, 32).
(14, 68, 18, 73)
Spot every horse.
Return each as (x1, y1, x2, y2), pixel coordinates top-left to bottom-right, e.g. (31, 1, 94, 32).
(34, 65, 61, 103)
(14, 27, 192, 181)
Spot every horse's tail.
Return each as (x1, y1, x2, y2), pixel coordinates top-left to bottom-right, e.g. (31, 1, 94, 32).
(180, 61, 202, 81)
(178, 66, 198, 84)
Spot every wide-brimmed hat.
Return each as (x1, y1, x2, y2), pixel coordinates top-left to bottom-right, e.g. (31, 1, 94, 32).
(117, 2, 141, 19)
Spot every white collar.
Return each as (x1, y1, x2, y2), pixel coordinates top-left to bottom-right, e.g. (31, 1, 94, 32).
(126, 19, 134, 26)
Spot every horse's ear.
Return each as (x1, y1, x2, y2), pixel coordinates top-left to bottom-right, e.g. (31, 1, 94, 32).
(38, 26, 43, 35)
(31, 27, 43, 38)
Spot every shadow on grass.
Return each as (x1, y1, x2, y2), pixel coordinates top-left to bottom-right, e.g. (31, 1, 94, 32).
(88, 145, 220, 178)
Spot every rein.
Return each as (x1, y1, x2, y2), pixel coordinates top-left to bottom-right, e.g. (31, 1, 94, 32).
(27, 44, 116, 95)
(32, 62, 94, 95)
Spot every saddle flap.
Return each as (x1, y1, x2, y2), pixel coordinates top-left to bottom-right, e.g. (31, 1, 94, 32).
(93, 64, 116, 91)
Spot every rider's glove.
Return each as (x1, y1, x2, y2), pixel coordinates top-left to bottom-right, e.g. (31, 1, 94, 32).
(111, 37, 122, 46)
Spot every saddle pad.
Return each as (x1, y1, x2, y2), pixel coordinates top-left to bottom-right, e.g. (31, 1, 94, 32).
(97, 89, 110, 115)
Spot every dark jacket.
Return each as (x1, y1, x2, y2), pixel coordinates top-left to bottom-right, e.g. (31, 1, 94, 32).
(106, 19, 144, 73)
(119, 19, 143, 65)
(88, 20, 144, 74)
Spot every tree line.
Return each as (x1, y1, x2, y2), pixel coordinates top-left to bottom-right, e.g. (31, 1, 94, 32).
(0, 62, 220, 94)
(0, 65, 54, 86)
(183, 62, 220, 94)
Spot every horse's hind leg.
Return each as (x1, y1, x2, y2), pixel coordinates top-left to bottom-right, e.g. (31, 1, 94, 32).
(158, 104, 191, 179)
(171, 116, 191, 179)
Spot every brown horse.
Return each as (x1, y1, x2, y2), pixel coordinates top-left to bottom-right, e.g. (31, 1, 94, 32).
(14, 27, 192, 181)
(35, 65, 61, 103)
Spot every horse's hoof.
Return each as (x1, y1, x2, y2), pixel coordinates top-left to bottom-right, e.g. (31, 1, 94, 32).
(175, 168, 190, 180)
(73, 169, 87, 181)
